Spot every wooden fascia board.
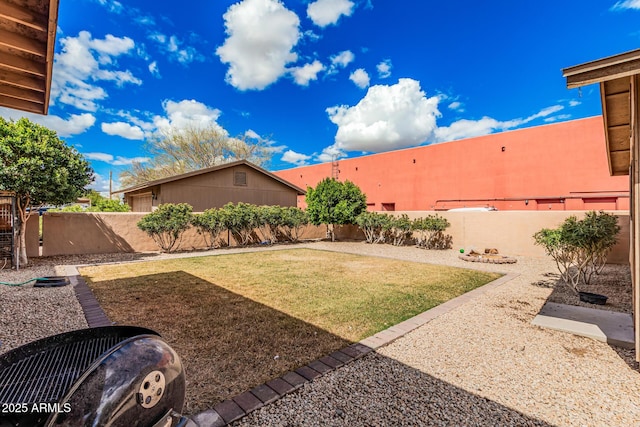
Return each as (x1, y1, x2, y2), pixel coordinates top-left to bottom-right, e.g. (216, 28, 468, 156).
(563, 49, 640, 89)
(43, 0, 60, 114)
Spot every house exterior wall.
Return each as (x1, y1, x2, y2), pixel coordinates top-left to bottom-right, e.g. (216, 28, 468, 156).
(274, 117, 630, 211)
(123, 164, 298, 212)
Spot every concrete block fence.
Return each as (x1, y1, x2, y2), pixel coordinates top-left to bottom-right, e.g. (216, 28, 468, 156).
(25, 211, 630, 264)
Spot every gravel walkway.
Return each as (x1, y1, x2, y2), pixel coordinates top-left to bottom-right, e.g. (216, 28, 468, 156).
(1, 242, 639, 426)
(233, 242, 640, 427)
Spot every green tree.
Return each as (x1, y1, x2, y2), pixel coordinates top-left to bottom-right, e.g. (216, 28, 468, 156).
(53, 190, 130, 212)
(119, 124, 273, 187)
(306, 178, 367, 241)
(0, 118, 93, 264)
(137, 203, 194, 252)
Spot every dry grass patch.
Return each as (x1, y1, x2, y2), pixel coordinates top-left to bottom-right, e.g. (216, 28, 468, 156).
(80, 248, 501, 414)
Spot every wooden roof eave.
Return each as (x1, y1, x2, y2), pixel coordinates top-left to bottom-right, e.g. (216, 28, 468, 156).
(562, 50, 640, 177)
(0, 0, 59, 115)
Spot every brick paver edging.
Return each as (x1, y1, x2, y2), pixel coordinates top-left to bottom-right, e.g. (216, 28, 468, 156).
(64, 261, 518, 426)
(70, 274, 111, 328)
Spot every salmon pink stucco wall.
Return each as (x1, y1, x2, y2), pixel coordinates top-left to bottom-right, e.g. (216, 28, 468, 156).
(274, 117, 630, 211)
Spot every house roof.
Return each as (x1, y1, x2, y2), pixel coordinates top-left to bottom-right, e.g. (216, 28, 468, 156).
(0, 0, 59, 115)
(115, 160, 306, 195)
(562, 49, 640, 176)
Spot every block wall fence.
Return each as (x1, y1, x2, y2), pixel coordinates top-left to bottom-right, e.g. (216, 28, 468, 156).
(24, 211, 630, 264)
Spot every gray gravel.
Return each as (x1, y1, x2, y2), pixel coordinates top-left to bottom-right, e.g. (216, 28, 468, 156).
(234, 242, 640, 427)
(1, 242, 639, 426)
(0, 262, 87, 354)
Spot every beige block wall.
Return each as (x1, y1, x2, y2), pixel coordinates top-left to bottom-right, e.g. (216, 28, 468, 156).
(36, 211, 630, 264)
(25, 214, 39, 258)
(41, 212, 210, 255)
(391, 211, 630, 264)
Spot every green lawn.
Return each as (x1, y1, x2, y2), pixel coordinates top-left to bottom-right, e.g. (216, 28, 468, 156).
(81, 248, 501, 413)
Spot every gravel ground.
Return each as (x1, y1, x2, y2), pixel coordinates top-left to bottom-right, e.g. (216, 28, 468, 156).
(1, 242, 639, 426)
(234, 242, 640, 427)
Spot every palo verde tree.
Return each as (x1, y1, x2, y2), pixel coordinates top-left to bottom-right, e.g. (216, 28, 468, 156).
(305, 178, 367, 241)
(0, 118, 93, 265)
(120, 124, 273, 187)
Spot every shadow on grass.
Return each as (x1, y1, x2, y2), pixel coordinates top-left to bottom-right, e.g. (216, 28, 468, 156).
(87, 271, 556, 425)
(88, 271, 350, 415)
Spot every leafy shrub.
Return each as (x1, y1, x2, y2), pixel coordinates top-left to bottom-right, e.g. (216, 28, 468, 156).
(137, 203, 193, 252)
(533, 211, 620, 293)
(413, 215, 452, 249)
(279, 207, 309, 243)
(256, 205, 284, 244)
(355, 211, 390, 244)
(220, 202, 260, 246)
(192, 208, 226, 249)
(388, 214, 413, 246)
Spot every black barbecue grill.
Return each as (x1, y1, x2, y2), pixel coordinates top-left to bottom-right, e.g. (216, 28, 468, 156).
(0, 326, 189, 427)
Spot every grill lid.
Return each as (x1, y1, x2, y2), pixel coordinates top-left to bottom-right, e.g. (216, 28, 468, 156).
(0, 326, 157, 405)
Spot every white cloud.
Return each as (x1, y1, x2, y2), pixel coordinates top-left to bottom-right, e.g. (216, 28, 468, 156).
(331, 50, 355, 68)
(87, 172, 112, 196)
(101, 122, 145, 140)
(148, 61, 160, 77)
(0, 108, 96, 137)
(315, 145, 345, 163)
(544, 114, 572, 123)
(84, 152, 150, 166)
(434, 105, 565, 142)
(282, 149, 312, 166)
(612, 0, 640, 10)
(326, 78, 440, 153)
(148, 32, 204, 65)
(569, 100, 581, 107)
(447, 101, 464, 112)
(316, 79, 569, 159)
(245, 129, 261, 139)
(152, 99, 224, 133)
(349, 68, 370, 89)
(216, 0, 301, 90)
(307, 0, 355, 27)
(376, 59, 392, 78)
(96, 0, 123, 14)
(51, 31, 142, 111)
(290, 60, 325, 85)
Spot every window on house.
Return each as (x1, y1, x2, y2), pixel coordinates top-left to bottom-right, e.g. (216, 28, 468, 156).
(234, 171, 247, 186)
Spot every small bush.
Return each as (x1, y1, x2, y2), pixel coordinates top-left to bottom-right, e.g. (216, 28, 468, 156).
(355, 211, 390, 244)
(413, 215, 452, 249)
(280, 207, 309, 243)
(533, 211, 620, 293)
(388, 214, 412, 246)
(220, 202, 260, 246)
(192, 208, 226, 249)
(137, 203, 194, 252)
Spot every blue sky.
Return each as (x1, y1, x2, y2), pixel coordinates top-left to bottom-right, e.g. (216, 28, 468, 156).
(2, 0, 640, 193)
